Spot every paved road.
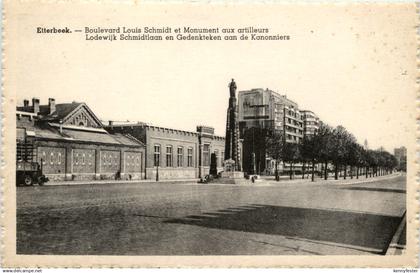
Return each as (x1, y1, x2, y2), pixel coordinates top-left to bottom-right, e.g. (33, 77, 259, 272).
(17, 174, 406, 255)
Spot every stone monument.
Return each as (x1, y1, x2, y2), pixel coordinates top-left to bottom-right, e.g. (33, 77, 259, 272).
(222, 79, 244, 182)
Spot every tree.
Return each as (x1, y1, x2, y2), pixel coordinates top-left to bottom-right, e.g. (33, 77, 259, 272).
(283, 142, 300, 180)
(301, 133, 321, 182)
(330, 125, 351, 180)
(316, 123, 333, 180)
(265, 130, 285, 181)
(346, 142, 361, 179)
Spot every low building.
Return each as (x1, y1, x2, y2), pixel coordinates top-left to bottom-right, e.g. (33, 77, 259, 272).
(105, 123, 226, 180)
(16, 98, 145, 181)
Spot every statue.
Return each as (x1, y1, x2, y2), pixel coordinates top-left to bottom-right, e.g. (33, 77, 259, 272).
(229, 79, 237, 98)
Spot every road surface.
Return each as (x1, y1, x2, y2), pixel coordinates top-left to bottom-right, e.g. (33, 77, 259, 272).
(17, 174, 406, 255)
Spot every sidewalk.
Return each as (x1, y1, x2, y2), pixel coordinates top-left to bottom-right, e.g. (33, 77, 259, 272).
(45, 173, 401, 187)
(256, 172, 402, 186)
(46, 178, 200, 186)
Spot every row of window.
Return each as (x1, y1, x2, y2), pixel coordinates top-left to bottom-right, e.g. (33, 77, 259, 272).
(154, 145, 194, 167)
(153, 145, 224, 168)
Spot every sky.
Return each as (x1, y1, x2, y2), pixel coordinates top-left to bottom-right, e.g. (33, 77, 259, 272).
(9, 2, 417, 153)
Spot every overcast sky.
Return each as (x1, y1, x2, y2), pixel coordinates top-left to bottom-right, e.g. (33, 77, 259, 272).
(10, 2, 416, 153)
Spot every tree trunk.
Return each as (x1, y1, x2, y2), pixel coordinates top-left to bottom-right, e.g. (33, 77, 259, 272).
(356, 166, 359, 179)
(275, 161, 279, 181)
(366, 167, 368, 178)
(334, 163, 339, 180)
(290, 162, 293, 180)
(344, 166, 347, 180)
(302, 162, 305, 179)
(324, 161, 328, 180)
(350, 166, 353, 179)
(311, 161, 315, 182)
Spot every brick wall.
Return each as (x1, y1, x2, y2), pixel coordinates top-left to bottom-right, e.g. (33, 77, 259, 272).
(33, 139, 144, 181)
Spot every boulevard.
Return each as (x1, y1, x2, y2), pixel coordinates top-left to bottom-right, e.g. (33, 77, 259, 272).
(17, 174, 406, 255)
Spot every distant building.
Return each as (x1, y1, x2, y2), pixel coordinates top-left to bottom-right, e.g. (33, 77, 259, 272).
(301, 110, 320, 137)
(16, 98, 145, 181)
(105, 123, 227, 180)
(394, 146, 407, 171)
(394, 146, 407, 160)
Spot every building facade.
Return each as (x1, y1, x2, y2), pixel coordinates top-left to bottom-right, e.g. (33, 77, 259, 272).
(16, 98, 145, 182)
(237, 88, 321, 175)
(105, 123, 226, 180)
(301, 110, 320, 137)
(238, 88, 304, 143)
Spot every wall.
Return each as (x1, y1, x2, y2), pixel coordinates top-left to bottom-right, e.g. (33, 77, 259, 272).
(145, 126, 199, 180)
(105, 125, 228, 180)
(33, 139, 144, 181)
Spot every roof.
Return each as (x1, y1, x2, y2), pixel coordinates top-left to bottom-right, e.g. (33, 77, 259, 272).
(17, 120, 144, 147)
(16, 102, 82, 118)
(45, 102, 82, 119)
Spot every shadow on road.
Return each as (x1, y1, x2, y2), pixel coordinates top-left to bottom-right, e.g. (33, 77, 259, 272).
(166, 204, 401, 254)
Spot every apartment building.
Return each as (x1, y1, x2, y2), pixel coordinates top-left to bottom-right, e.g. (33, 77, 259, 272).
(301, 110, 320, 137)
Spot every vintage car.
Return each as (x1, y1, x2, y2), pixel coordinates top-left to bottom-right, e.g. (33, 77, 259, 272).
(16, 161, 49, 186)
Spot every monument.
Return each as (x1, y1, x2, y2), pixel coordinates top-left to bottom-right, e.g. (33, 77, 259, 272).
(222, 79, 244, 182)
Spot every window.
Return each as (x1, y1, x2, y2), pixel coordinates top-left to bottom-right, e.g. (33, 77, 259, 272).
(58, 152, 62, 165)
(166, 145, 173, 167)
(42, 151, 46, 165)
(50, 152, 54, 165)
(203, 144, 210, 166)
(88, 153, 92, 165)
(154, 145, 161, 167)
(82, 153, 86, 165)
(177, 147, 183, 167)
(187, 148, 193, 167)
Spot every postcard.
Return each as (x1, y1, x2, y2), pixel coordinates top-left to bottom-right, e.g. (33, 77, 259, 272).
(2, 0, 418, 268)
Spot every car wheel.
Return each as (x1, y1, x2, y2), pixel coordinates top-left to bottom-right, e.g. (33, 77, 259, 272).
(23, 175, 33, 186)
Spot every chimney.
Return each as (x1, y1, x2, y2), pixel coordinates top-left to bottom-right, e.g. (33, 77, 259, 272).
(32, 97, 40, 114)
(48, 98, 56, 114)
(59, 119, 63, 134)
(108, 120, 114, 126)
(23, 99, 29, 107)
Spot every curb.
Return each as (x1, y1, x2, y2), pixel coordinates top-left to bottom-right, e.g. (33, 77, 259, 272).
(385, 210, 406, 255)
(45, 179, 200, 187)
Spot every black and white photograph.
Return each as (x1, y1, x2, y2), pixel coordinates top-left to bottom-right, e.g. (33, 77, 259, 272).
(2, 0, 418, 268)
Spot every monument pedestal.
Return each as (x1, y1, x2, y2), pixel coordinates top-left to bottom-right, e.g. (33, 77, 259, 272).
(217, 171, 246, 184)
(214, 159, 246, 184)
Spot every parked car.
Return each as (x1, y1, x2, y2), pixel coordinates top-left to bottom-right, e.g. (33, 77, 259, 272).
(16, 161, 49, 186)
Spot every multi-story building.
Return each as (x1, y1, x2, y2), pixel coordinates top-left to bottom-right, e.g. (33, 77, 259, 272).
(237, 88, 305, 174)
(105, 123, 227, 180)
(301, 110, 320, 137)
(238, 88, 304, 143)
(16, 98, 145, 182)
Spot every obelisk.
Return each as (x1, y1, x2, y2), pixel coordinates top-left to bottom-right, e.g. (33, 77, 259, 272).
(224, 79, 241, 171)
